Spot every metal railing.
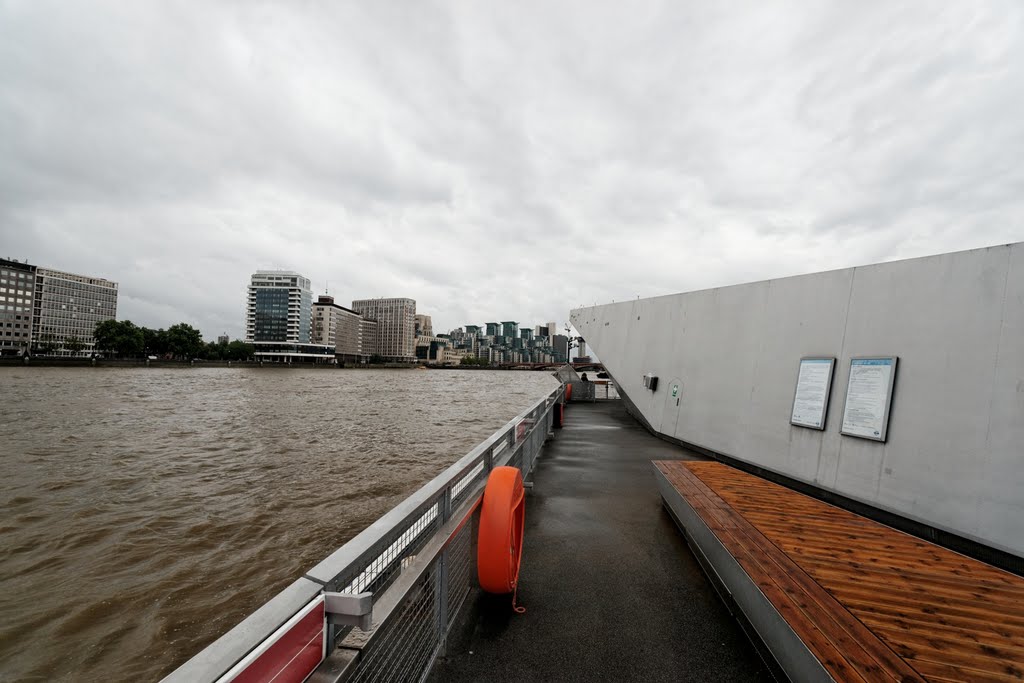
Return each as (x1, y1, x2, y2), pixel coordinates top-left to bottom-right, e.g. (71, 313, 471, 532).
(165, 385, 563, 683)
(567, 380, 620, 401)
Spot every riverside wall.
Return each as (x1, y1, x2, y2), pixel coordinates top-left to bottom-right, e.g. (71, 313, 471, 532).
(572, 242, 1024, 557)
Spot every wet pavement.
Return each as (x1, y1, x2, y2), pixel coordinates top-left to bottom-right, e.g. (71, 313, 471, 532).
(430, 400, 772, 682)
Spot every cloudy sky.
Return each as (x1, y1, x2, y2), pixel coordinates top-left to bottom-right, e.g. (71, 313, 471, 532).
(2, 2, 1022, 339)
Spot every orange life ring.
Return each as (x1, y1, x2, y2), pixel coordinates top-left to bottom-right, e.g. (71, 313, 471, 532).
(477, 466, 526, 594)
(565, 383, 573, 401)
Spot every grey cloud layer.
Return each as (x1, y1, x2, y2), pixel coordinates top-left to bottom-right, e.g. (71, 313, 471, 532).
(1, 1, 1022, 338)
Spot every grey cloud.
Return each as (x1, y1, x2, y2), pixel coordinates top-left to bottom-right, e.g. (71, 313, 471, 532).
(1, 1, 1023, 339)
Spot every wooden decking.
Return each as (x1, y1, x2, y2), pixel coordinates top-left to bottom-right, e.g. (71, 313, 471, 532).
(654, 460, 1024, 682)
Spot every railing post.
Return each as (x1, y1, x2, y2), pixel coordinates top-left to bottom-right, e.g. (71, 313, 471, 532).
(522, 428, 532, 476)
(527, 425, 536, 474)
(325, 620, 338, 659)
(435, 488, 452, 657)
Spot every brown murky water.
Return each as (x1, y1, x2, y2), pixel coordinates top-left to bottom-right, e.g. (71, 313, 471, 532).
(0, 367, 558, 682)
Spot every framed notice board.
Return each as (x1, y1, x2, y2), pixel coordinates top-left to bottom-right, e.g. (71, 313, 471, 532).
(790, 357, 835, 430)
(840, 357, 898, 442)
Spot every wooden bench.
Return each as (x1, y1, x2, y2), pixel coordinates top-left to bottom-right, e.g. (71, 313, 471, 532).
(653, 460, 1024, 682)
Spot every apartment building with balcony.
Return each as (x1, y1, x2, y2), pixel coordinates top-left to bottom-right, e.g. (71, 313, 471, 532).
(245, 271, 332, 363)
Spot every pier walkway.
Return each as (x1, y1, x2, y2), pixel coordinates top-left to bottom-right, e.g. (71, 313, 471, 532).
(430, 400, 771, 682)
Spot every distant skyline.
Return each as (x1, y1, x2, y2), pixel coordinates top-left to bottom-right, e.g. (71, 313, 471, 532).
(2, 2, 1023, 339)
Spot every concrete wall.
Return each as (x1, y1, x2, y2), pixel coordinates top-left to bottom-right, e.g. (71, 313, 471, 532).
(571, 243, 1024, 557)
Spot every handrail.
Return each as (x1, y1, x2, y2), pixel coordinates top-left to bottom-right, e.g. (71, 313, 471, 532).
(164, 384, 563, 683)
(304, 403, 536, 590)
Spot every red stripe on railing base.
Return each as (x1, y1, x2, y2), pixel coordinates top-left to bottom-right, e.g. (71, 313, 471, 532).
(221, 598, 325, 683)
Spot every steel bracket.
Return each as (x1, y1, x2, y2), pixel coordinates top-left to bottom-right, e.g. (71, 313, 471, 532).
(324, 592, 374, 631)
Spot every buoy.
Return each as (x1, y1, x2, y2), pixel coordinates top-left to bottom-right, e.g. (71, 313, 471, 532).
(565, 383, 573, 402)
(478, 466, 526, 600)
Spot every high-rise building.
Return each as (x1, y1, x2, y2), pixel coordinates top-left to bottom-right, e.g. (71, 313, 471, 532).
(485, 322, 500, 337)
(246, 271, 311, 343)
(533, 323, 546, 338)
(0, 258, 37, 355)
(246, 270, 332, 362)
(351, 297, 416, 363)
(552, 334, 569, 363)
(32, 266, 118, 356)
(217, 334, 230, 345)
(501, 321, 519, 339)
(414, 314, 433, 338)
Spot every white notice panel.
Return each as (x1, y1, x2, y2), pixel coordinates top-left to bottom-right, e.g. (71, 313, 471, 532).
(841, 357, 898, 441)
(790, 357, 835, 430)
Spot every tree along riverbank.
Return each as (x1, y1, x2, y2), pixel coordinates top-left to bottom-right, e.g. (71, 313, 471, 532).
(0, 358, 433, 369)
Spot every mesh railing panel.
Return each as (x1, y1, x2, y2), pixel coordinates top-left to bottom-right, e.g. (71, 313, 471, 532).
(570, 381, 596, 401)
(343, 502, 440, 595)
(451, 461, 485, 508)
(348, 564, 439, 683)
(567, 381, 620, 401)
(507, 446, 523, 471)
(445, 515, 475, 626)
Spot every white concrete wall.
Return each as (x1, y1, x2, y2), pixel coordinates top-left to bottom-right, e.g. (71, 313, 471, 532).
(571, 243, 1024, 556)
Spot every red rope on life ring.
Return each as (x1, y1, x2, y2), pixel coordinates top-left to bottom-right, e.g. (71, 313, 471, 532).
(477, 466, 526, 601)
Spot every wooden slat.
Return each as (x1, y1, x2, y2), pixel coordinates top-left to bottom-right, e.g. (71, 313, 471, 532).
(907, 658, 1024, 683)
(834, 596, 1024, 640)
(655, 460, 1024, 683)
(828, 585, 1024, 630)
(796, 561, 1024, 605)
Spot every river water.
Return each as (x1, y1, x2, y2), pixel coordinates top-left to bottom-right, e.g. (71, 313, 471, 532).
(0, 367, 558, 682)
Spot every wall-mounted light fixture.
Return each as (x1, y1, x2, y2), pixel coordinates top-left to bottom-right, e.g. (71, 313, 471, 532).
(643, 373, 659, 392)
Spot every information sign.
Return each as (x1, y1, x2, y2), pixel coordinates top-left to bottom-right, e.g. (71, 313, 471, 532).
(840, 357, 898, 442)
(790, 357, 835, 430)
